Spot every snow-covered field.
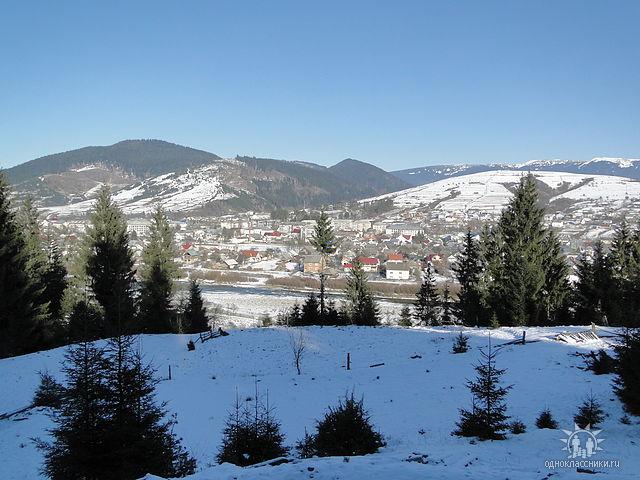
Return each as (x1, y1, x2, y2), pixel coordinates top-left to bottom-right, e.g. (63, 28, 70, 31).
(1, 326, 637, 480)
(200, 285, 405, 328)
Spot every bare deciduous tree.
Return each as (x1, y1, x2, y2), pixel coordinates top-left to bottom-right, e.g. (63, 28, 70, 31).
(289, 330, 307, 375)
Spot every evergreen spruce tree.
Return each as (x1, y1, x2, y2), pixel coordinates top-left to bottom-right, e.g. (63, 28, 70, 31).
(441, 284, 454, 324)
(0, 173, 46, 357)
(453, 230, 484, 326)
(300, 294, 320, 326)
(310, 211, 337, 321)
(84, 186, 136, 335)
(609, 222, 637, 325)
(39, 341, 111, 479)
(573, 242, 614, 325)
(345, 260, 380, 326)
(398, 305, 413, 327)
(18, 199, 69, 348)
(217, 387, 287, 466)
(413, 265, 440, 326)
(574, 393, 605, 429)
(539, 230, 571, 325)
(614, 329, 640, 416)
(139, 207, 178, 333)
(42, 241, 68, 326)
(183, 280, 209, 333)
(484, 175, 569, 326)
(297, 393, 385, 458)
(454, 339, 511, 440)
(100, 335, 196, 479)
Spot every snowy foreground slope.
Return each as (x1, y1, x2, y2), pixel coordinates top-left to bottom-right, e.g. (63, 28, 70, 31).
(1, 327, 638, 480)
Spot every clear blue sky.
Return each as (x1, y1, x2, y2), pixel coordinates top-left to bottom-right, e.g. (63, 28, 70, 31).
(1, 1, 639, 170)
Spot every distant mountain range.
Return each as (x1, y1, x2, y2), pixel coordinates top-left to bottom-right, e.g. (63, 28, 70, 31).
(391, 157, 640, 186)
(4, 140, 410, 215)
(4, 140, 639, 217)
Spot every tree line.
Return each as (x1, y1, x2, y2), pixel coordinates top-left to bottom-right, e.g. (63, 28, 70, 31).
(0, 175, 210, 358)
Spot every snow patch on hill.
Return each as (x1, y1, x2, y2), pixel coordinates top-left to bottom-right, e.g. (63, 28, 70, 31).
(43, 164, 236, 216)
(364, 170, 640, 213)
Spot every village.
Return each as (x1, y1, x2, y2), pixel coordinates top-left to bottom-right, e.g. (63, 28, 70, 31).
(40, 198, 629, 301)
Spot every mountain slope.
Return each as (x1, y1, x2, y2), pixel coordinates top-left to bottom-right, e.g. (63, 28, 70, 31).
(393, 157, 640, 186)
(328, 158, 410, 194)
(364, 170, 640, 217)
(6, 139, 222, 183)
(6, 140, 409, 215)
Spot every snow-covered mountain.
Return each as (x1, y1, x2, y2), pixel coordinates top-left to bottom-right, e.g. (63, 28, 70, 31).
(393, 157, 640, 186)
(6, 140, 410, 216)
(364, 170, 640, 216)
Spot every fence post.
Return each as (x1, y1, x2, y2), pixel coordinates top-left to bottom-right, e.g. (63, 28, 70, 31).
(347, 352, 351, 370)
(168, 365, 172, 380)
(522, 331, 526, 345)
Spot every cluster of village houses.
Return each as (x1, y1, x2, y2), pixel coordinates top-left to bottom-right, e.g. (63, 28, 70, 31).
(44, 203, 626, 285)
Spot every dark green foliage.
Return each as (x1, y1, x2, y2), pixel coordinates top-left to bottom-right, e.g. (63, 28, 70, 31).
(482, 175, 570, 326)
(398, 305, 413, 327)
(573, 243, 614, 325)
(33, 372, 66, 408)
(452, 331, 469, 354)
(414, 265, 440, 326)
(0, 173, 46, 357)
(454, 341, 511, 440)
(42, 242, 68, 325)
(583, 350, 617, 375)
(101, 335, 196, 478)
(441, 284, 454, 324)
(535, 409, 558, 429)
(39, 342, 111, 479)
(39, 337, 196, 480)
(453, 230, 484, 326)
(139, 207, 178, 334)
(345, 260, 380, 326)
(310, 211, 337, 319)
(6, 139, 222, 184)
(297, 393, 385, 458)
(614, 330, 640, 415)
(182, 280, 209, 333)
(291, 294, 319, 326)
(217, 389, 288, 466)
(84, 186, 136, 335)
(574, 394, 605, 429)
(67, 300, 105, 343)
(509, 420, 526, 434)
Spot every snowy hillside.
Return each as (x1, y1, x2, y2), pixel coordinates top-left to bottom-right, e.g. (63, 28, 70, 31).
(364, 170, 640, 215)
(393, 157, 640, 187)
(43, 164, 238, 216)
(1, 326, 636, 479)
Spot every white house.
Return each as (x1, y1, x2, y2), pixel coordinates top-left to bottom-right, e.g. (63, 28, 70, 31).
(385, 262, 411, 280)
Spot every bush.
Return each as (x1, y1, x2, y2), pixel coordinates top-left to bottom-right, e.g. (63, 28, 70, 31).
(574, 394, 605, 429)
(535, 409, 558, 429)
(33, 371, 65, 408)
(297, 393, 385, 458)
(452, 331, 469, 354)
(509, 420, 526, 434)
(584, 350, 617, 375)
(217, 390, 288, 466)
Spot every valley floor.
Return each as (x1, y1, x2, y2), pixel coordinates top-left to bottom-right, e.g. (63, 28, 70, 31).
(1, 326, 637, 479)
